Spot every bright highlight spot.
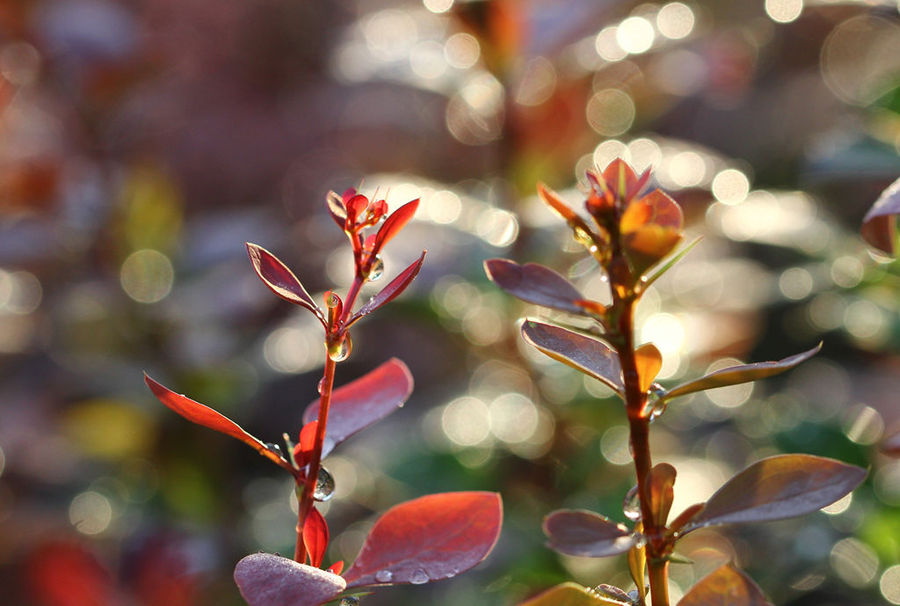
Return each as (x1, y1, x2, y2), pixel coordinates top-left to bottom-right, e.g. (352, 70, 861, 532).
(489, 393, 539, 444)
(704, 358, 754, 408)
(880, 565, 900, 604)
(444, 33, 480, 69)
(69, 491, 113, 535)
(778, 267, 814, 300)
(442, 396, 491, 446)
(657, 3, 695, 40)
(600, 425, 632, 465)
(586, 89, 635, 136)
(616, 17, 655, 54)
(765, 0, 803, 24)
(595, 27, 627, 62)
(830, 537, 878, 587)
(424, 0, 453, 13)
(821, 492, 852, 515)
(711, 169, 750, 205)
(120, 249, 174, 304)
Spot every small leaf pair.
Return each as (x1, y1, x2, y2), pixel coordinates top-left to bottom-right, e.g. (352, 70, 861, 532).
(234, 492, 503, 606)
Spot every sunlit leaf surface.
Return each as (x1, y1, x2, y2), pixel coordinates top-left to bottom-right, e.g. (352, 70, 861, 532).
(678, 564, 772, 606)
(246, 243, 325, 322)
(234, 554, 346, 606)
(518, 582, 630, 606)
(485, 259, 588, 314)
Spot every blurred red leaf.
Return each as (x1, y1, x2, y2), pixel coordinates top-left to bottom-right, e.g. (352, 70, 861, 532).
(543, 510, 637, 558)
(303, 358, 414, 458)
(685, 454, 866, 531)
(677, 564, 772, 606)
(861, 176, 900, 255)
(144, 374, 292, 473)
(26, 541, 112, 606)
(233, 554, 345, 606)
(246, 243, 326, 324)
(521, 320, 624, 394)
(661, 344, 821, 403)
(343, 492, 502, 588)
(303, 507, 329, 568)
(373, 199, 419, 254)
(349, 252, 426, 323)
(484, 259, 588, 315)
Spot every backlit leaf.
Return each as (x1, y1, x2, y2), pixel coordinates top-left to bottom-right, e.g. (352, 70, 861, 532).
(543, 510, 637, 558)
(234, 553, 345, 606)
(246, 243, 325, 324)
(303, 358, 414, 458)
(537, 183, 601, 248)
(303, 507, 329, 568)
(648, 463, 676, 528)
(521, 321, 624, 394)
(861, 176, 900, 256)
(661, 344, 822, 403)
(326, 190, 347, 229)
(350, 252, 426, 322)
(678, 564, 772, 606)
(685, 454, 866, 531)
(373, 199, 419, 254)
(635, 343, 662, 393)
(485, 259, 588, 315)
(144, 374, 292, 473)
(518, 582, 630, 606)
(343, 492, 502, 588)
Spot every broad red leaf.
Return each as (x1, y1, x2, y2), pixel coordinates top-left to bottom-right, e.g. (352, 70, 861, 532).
(661, 344, 822, 403)
(234, 553, 345, 606)
(521, 321, 624, 394)
(484, 259, 588, 315)
(685, 454, 866, 531)
(373, 199, 419, 254)
(883, 429, 900, 457)
(144, 374, 292, 472)
(349, 252, 426, 323)
(518, 582, 629, 606)
(648, 463, 676, 528)
(342, 492, 502, 588)
(678, 564, 772, 606)
(246, 243, 325, 324)
(543, 510, 637, 558)
(861, 176, 900, 255)
(303, 358, 414, 458)
(303, 507, 329, 568)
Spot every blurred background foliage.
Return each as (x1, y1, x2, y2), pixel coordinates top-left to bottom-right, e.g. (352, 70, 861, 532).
(1, 0, 899, 604)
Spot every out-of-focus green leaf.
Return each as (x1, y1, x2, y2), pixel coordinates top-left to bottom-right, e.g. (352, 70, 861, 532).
(677, 564, 772, 606)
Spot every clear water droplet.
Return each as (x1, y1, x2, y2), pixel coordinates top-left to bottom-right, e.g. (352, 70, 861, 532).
(375, 569, 393, 583)
(313, 467, 335, 502)
(340, 598, 360, 606)
(327, 334, 352, 362)
(643, 382, 668, 422)
(409, 568, 429, 585)
(623, 484, 642, 522)
(317, 377, 325, 394)
(265, 442, 283, 457)
(573, 227, 594, 249)
(325, 291, 341, 309)
(367, 256, 384, 281)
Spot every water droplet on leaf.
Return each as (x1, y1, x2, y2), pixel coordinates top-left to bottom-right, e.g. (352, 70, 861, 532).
(265, 443, 283, 457)
(623, 484, 642, 522)
(367, 256, 384, 281)
(327, 334, 352, 362)
(409, 568, 429, 584)
(340, 598, 360, 606)
(375, 569, 393, 583)
(313, 467, 335, 502)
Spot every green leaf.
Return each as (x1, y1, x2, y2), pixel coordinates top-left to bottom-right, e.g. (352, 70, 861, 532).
(521, 321, 623, 395)
(661, 344, 821, 403)
(677, 564, 772, 606)
(518, 582, 630, 606)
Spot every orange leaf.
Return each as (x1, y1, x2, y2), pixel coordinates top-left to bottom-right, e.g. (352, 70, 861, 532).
(648, 463, 677, 528)
(634, 343, 662, 393)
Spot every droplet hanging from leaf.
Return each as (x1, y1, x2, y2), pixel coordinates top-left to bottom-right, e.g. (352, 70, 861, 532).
(328, 335, 352, 362)
(367, 256, 385, 281)
(623, 485, 641, 522)
(314, 467, 335, 502)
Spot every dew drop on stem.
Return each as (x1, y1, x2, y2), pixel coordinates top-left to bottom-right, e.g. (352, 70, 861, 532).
(314, 467, 335, 502)
(367, 256, 384, 281)
(623, 484, 642, 522)
(317, 377, 325, 394)
(327, 334, 352, 362)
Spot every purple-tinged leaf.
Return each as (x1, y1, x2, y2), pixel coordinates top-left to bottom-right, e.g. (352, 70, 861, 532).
(521, 321, 624, 394)
(303, 358, 414, 458)
(543, 510, 637, 558)
(349, 252, 426, 323)
(862, 176, 900, 256)
(882, 429, 900, 457)
(326, 190, 348, 230)
(246, 243, 326, 324)
(484, 259, 588, 315)
(678, 564, 772, 606)
(234, 553, 345, 606)
(373, 199, 419, 255)
(685, 454, 866, 532)
(343, 492, 502, 588)
(518, 582, 630, 606)
(661, 344, 821, 403)
(144, 374, 293, 473)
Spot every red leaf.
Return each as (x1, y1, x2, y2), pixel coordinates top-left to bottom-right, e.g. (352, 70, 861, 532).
(543, 510, 637, 558)
(521, 321, 624, 394)
(303, 358, 414, 458)
(861, 176, 900, 256)
(293, 420, 318, 467)
(677, 564, 772, 606)
(303, 507, 330, 569)
(373, 199, 419, 255)
(246, 243, 326, 324)
(661, 344, 822, 403)
(685, 454, 866, 531)
(234, 553, 345, 606)
(326, 191, 347, 230)
(144, 374, 292, 473)
(484, 259, 588, 315)
(326, 561, 344, 576)
(342, 492, 502, 588)
(349, 252, 426, 323)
